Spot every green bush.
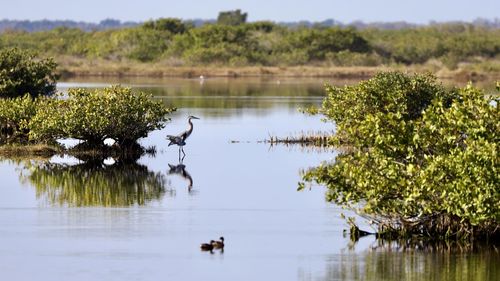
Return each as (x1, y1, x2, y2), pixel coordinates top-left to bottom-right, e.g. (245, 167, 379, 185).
(103, 86, 175, 146)
(29, 86, 175, 147)
(0, 94, 39, 141)
(170, 24, 255, 64)
(303, 72, 499, 240)
(0, 48, 58, 98)
(284, 27, 371, 61)
(321, 72, 454, 146)
(326, 50, 385, 66)
(142, 18, 188, 34)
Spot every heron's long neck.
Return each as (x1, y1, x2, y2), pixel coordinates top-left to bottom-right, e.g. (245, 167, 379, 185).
(186, 119, 194, 136)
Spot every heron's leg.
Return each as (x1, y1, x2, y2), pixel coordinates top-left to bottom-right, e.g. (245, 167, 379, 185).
(181, 147, 186, 157)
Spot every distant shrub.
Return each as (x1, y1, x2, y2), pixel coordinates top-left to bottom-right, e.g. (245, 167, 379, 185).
(217, 9, 247, 26)
(0, 48, 58, 98)
(285, 28, 371, 61)
(326, 50, 385, 66)
(142, 18, 188, 34)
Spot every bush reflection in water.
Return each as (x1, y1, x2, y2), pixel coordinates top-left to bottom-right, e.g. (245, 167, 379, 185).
(21, 157, 171, 207)
(315, 238, 500, 281)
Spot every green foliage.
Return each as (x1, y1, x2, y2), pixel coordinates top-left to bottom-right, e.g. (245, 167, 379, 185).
(2, 22, 500, 67)
(303, 72, 499, 240)
(284, 27, 371, 61)
(246, 21, 278, 33)
(321, 72, 453, 145)
(142, 18, 188, 34)
(103, 86, 175, 146)
(29, 86, 175, 147)
(362, 24, 500, 66)
(104, 28, 172, 62)
(0, 94, 39, 141)
(0, 48, 58, 98)
(170, 24, 255, 65)
(326, 50, 384, 66)
(217, 9, 247, 26)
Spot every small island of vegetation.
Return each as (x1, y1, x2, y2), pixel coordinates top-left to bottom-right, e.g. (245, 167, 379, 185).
(301, 72, 499, 242)
(0, 48, 175, 157)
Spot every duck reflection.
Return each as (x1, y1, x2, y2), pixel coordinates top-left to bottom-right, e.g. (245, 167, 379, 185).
(167, 160, 194, 193)
(22, 157, 170, 207)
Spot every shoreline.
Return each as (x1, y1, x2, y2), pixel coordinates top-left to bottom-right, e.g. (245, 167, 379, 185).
(57, 59, 500, 82)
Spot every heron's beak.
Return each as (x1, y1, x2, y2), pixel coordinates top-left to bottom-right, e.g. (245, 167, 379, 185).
(191, 116, 200, 119)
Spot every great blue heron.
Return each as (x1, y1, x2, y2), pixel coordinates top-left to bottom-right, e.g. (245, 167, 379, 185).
(166, 115, 200, 160)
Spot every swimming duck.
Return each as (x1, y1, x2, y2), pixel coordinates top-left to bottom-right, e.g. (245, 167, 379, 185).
(212, 237, 224, 249)
(200, 240, 215, 251)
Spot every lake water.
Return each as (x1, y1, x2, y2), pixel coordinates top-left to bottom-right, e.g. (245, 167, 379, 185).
(0, 77, 498, 281)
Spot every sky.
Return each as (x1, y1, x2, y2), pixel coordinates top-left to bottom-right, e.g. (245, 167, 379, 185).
(1, 0, 499, 24)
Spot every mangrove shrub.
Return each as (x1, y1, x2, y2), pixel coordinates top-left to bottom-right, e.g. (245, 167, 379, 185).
(0, 94, 38, 141)
(302, 72, 499, 240)
(29, 86, 175, 147)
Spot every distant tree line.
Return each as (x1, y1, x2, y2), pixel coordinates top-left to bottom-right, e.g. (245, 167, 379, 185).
(0, 19, 139, 32)
(1, 12, 500, 68)
(1, 16, 500, 32)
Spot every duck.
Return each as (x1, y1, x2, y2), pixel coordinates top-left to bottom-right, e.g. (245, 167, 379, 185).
(211, 237, 224, 249)
(200, 240, 215, 251)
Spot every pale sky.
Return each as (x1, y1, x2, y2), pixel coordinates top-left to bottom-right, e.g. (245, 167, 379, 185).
(1, 0, 499, 23)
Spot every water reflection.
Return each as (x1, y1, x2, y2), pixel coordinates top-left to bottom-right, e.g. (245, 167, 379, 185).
(149, 81, 325, 112)
(59, 77, 328, 115)
(167, 161, 194, 192)
(58, 77, 500, 116)
(314, 239, 500, 281)
(20, 158, 171, 207)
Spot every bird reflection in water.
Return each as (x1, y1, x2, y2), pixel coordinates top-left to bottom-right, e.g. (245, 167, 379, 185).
(167, 160, 194, 193)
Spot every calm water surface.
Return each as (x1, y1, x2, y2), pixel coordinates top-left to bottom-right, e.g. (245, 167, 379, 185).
(0, 78, 498, 281)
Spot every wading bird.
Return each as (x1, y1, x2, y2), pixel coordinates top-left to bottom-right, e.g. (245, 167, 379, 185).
(167, 115, 200, 160)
